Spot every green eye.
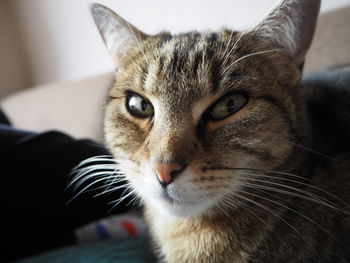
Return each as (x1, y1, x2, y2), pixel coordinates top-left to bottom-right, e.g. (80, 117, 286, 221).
(126, 93, 154, 118)
(209, 94, 247, 120)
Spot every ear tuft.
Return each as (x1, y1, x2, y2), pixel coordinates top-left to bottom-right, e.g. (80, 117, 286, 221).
(252, 0, 320, 66)
(90, 3, 148, 63)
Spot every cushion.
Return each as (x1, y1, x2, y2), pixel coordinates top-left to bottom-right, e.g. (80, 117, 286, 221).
(16, 237, 156, 263)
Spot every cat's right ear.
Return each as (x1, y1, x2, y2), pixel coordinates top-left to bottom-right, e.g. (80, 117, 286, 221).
(251, 0, 320, 68)
(90, 3, 148, 64)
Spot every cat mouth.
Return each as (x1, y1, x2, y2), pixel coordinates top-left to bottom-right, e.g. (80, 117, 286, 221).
(160, 189, 177, 203)
(156, 186, 180, 203)
(159, 189, 198, 207)
(154, 188, 215, 217)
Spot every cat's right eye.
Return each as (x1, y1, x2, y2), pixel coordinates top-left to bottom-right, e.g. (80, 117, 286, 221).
(126, 92, 154, 118)
(208, 93, 247, 121)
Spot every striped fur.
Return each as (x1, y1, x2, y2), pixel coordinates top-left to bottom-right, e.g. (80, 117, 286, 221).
(86, 1, 350, 262)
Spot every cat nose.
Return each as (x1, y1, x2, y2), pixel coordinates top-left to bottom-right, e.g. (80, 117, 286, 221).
(152, 161, 187, 186)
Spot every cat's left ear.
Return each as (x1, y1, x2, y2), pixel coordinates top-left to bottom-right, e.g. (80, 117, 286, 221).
(252, 0, 320, 67)
(90, 3, 149, 64)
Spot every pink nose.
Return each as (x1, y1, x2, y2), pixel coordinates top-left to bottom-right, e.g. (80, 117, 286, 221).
(152, 162, 187, 186)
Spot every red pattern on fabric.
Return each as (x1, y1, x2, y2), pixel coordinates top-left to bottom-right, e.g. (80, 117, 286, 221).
(121, 220, 137, 236)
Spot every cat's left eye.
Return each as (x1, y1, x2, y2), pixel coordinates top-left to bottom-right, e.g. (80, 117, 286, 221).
(126, 93, 154, 118)
(209, 94, 247, 121)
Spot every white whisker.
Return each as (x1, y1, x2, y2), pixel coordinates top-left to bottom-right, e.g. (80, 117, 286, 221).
(240, 172, 349, 208)
(73, 155, 115, 168)
(228, 191, 306, 241)
(222, 31, 247, 73)
(242, 177, 334, 205)
(108, 189, 137, 213)
(237, 181, 349, 215)
(126, 23, 149, 64)
(287, 141, 337, 161)
(236, 189, 331, 236)
(69, 170, 121, 190)
(67, 175, 121, 204)
(226, 49, 277, 70)
(93, 183, 130, 198)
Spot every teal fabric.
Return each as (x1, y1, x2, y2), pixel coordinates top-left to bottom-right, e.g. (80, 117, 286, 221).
(16, 237, 157, 263)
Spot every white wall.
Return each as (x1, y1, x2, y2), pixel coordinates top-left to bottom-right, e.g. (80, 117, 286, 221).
(8, 0, 350, 88)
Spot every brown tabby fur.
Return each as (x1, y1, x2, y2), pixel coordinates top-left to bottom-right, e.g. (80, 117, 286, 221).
(88, 1, 350, 262)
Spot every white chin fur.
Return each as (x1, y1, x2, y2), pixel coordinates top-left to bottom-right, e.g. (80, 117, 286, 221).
(147, 195, 216, 218)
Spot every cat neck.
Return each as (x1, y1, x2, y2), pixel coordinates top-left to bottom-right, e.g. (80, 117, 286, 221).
(144, 202, 276, 263)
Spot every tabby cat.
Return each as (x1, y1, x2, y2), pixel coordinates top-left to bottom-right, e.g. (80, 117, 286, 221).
(73, 0, 350, 262)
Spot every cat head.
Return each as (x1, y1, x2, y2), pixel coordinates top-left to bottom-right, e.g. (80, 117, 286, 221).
(91, 0, 320, 218)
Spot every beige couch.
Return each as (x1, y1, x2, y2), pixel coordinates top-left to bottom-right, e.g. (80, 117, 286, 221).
(1, 7, 349, 143)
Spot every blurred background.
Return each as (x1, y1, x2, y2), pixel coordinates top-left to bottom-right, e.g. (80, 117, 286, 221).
(1, 0, 350, 98)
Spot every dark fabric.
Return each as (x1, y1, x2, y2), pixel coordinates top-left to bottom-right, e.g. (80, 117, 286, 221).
(301, 66, 350, 157)
(16, 238, 156, 263)
(0, 109, 11, 124)
(1, 122, 131, 262)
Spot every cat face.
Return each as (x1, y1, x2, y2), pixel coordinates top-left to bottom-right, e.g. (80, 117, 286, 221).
(91, 0, 319, 217)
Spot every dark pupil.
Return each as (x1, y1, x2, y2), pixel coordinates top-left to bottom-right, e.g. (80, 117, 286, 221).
(227, 99, 235, 113)
(141, 99, 148, 112)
